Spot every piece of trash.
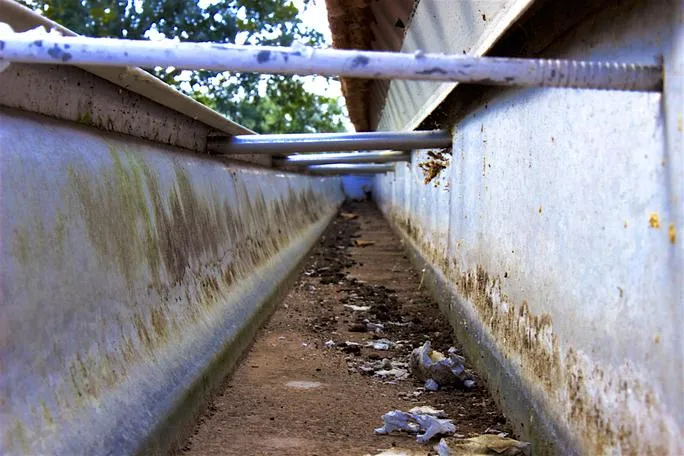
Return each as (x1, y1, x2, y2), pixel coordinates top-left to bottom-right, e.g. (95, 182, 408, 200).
(439, 434, 531, 455)
(409, 406, 447, 418)
(399, 388, 425, 399)
(386, 321, 410, 327)
(358, 358, 410, 380)
(435, 438, 451, 456)
(364, 449, 426, 456)
(414, 413, 457, 443)
(354, 239, 376, 247)
(364, 320, 385, 332)
(344, 304, 371, 312)
(374, 410, 420, 435)
(375, 368, 410, 380)
(484, 427, 509, 438)
(374, 409, 456, 443)
(359, 365, 376, 375)
(341, 212, 359, 220)
(410, 341, 473, 390)
(368, 338, 394, 350)
(463, 379, 475, 389)
(425, 378, 439, 391)
(324, 339, 336, 348)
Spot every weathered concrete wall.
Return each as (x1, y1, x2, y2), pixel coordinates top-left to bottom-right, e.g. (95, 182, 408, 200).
(0, 108, 343, 455)
(375, 1, 683, 454)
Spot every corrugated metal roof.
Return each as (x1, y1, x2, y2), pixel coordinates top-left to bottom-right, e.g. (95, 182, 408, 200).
(325, 0, 416, 131)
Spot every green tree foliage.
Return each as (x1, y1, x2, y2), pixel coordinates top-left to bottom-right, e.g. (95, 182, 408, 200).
(20, 0, 346, 133)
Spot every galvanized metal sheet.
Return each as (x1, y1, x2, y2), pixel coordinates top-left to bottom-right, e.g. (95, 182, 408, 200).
(0, 108, 343, 455)
(377, 0, 535, 131)
(375, 0, 683, 453)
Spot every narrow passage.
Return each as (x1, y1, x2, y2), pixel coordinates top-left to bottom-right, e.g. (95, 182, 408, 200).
(181, 202, 519, 455)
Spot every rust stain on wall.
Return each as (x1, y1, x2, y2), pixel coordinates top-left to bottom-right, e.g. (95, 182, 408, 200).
(387, 208, 678, 455)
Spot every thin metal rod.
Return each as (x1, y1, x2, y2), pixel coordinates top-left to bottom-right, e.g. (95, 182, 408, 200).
(307, 163, 395, 175)
(278, 151, 409, 166)
(0, 29, 662, 91)
(209, 131, 450, 155)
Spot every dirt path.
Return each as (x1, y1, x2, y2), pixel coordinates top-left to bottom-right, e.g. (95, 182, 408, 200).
(180, 202, 511, 455)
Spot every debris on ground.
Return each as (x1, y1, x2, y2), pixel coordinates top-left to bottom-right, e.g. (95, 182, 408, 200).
(374, 409, 457, 443)
(344, 304, 372, 312)
(425, 378, 440, 391)
(435, 438, 452, 456)
(182, 203, 515, 455)
(410, 341, 474, 390)
(338, 340, 362, 354)
(365, 449, 426, 456)
(434, 435, 532, 455)
(365, 320, 385, 332)
(409, 406, 447, 418)
(398, 388, 425, 401)
(341, 212, 360, 220)
(483, 427, 509, 438)
(354, 239, 377, 247)
(358, 358, 410, 381)
(367, 338, 396, 350)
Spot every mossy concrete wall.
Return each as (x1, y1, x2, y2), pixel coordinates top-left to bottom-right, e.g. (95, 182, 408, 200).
(0, 108, 343, 455)
(374, 0, 683, 454)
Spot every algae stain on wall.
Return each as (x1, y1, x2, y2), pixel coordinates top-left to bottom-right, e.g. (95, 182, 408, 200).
(59, 147, 331, 391)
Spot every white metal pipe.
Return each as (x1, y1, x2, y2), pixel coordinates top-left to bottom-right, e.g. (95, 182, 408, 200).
(278, 151, 409, 166)
(0, 28, 662, 91)
(210, 131, 450, 155)
(307, 163, 395, 174)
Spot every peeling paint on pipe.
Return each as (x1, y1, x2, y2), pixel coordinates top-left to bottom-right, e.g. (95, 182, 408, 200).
(0, 108, 343, 455)
(0, 27, 663, 91)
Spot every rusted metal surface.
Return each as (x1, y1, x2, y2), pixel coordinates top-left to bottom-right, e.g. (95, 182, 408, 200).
(0, 108, 343, 455)
(374, 0, 683, 454)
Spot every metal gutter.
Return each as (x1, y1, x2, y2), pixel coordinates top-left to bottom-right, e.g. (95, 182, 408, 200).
(0, 0, 251, 136)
